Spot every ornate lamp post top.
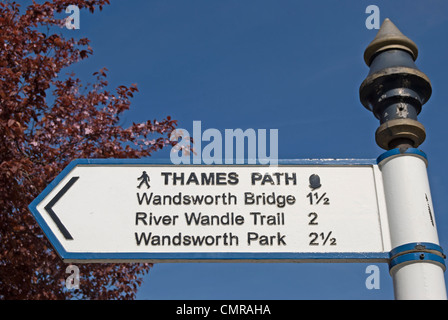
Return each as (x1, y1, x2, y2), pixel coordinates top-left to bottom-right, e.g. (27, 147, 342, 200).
(360, 19, 431, 150)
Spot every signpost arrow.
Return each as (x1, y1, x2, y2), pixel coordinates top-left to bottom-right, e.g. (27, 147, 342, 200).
(44, 176, 79, 240)
(29, 158, 392, 263)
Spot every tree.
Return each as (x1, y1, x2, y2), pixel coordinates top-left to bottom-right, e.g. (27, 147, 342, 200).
(0, 1, 180, 299)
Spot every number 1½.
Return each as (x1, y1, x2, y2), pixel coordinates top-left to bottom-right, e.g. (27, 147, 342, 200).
(306, 192, 330, 205)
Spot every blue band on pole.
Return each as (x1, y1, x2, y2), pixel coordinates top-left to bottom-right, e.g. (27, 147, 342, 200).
(389, 252, 446, 272)
(389, 242, 446, 272)
(377, 148, 427, 165)
(390, 242, 445, 258)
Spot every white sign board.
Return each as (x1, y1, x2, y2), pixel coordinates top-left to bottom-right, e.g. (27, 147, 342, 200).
(29, 159, 392, 263)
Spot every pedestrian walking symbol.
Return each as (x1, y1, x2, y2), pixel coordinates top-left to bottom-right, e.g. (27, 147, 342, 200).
(137, 171, 150, 189)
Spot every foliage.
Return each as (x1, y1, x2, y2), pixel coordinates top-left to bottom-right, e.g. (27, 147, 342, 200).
(0, 0, 178, 299)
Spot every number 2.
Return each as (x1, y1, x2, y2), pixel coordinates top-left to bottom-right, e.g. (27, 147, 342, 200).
(308, 212, 318, 225)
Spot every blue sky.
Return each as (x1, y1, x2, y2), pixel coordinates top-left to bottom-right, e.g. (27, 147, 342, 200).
(56, 0, 448, 299)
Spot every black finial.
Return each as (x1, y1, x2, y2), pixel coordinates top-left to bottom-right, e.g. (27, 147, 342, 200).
(364, 18, 418, 66)
(360, 19, 432, 150)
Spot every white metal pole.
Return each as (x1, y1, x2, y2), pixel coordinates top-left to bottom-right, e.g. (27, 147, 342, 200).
(378, 149, 447, 300)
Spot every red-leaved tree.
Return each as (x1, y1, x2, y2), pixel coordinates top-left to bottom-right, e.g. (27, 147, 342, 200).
(0, 1, 179, 299)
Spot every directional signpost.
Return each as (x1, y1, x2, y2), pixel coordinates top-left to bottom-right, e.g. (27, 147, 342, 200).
(28, 18, 447, 299)
(29, 159, 392, 263)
